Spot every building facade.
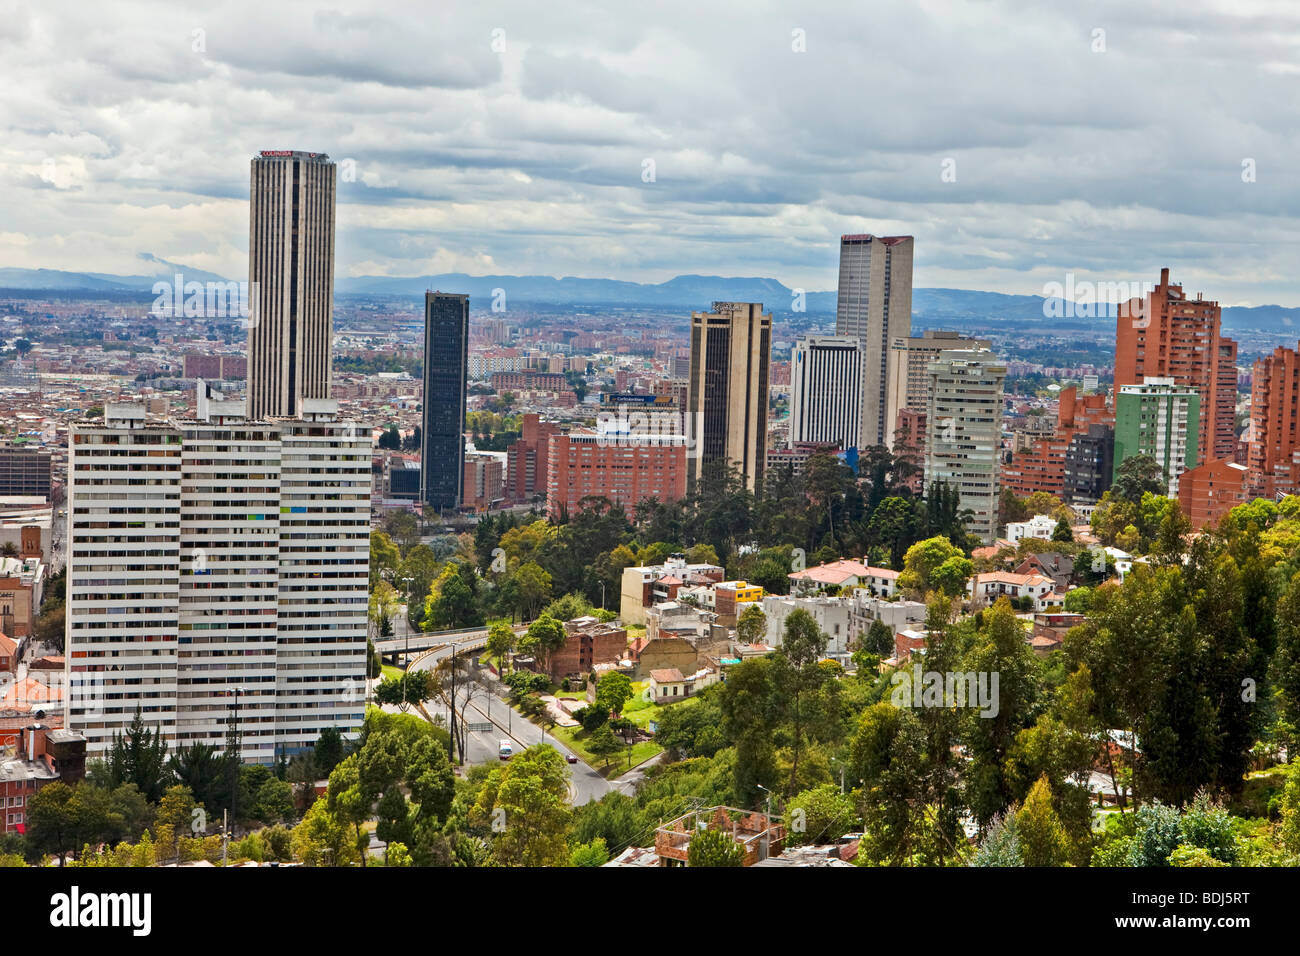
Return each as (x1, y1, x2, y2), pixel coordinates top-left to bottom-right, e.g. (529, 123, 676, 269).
(246, 150, 336, 420)
(65, 395, 369, 762)
(686, 302, 771, 493)
(1248, 343, 1300, 498)
(835, 235, 914, 448)
(923, 349, 1006, 544)
(788, 335, 864, 452)
(422, 292, 469, 511)
(884, 329, 991, 449)
(0, 444, 51, 499)
(1113, 378, 1200, 495)
(1115, 268, 1237, 465)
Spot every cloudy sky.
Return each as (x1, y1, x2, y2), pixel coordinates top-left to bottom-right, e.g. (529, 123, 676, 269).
(3, 0, 1300, 304)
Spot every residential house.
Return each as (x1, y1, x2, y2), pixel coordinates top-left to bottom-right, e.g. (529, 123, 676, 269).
(967, 571, 1061, 612)
(1014, 552, 1075, 591)
(1005, 513, 1060, 544)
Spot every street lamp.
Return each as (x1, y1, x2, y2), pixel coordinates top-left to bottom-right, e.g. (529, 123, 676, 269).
(449, 642, 461, 765)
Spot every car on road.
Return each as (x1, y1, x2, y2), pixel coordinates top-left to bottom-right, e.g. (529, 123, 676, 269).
(565, 752, 578, 764)
(499, 740, 513, 760)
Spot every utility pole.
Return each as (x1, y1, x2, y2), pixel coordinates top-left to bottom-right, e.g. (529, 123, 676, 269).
(227, 687, 242, 830)
(449, 643, 460, 764)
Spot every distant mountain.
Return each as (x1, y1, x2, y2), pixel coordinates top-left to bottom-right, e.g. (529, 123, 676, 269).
(2, 264, 1298, 335)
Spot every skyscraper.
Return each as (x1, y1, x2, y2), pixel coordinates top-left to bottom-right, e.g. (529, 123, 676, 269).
(788, 335, 864, 451)
(883, 329, 991, 448)
(686, 301, 771, 493)
(246, 150, 336, 420)
(422, 292, 469, 511)
(924, 349, 1006, 544)
(1115, 267, 1237, 466)
(836, 234, 914, 449)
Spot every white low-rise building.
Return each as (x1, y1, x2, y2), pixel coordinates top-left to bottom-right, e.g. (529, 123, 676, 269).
(1005, 513, 1059, 544)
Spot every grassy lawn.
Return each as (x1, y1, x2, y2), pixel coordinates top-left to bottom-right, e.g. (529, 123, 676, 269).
(552, 723, 662, 778)
(381, 664, 404, 681)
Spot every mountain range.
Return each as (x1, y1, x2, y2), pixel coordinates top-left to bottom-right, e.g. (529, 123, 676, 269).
(1, 263, 1296, 334)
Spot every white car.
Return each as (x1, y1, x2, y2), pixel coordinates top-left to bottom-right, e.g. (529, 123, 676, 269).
(498, 740, 513, 760)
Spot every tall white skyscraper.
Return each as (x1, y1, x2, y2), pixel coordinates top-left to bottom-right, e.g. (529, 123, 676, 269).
(788, 335, 864, 451)
(924, 349, 1006, 544)
(247, 150, 336, 421)
(835, 234, 914, 449)
(65, 389, 370, 761)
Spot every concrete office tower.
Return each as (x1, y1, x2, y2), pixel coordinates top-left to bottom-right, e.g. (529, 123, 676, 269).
(789, 335, 865, 451)
(883, 329, 992, 448)
(65, 392, 370, 761)
(687, 302, 771, 494)
(246, 150, 336, 420)
(1114, 378, 1200, 496)
(835, 234, 914, 449)
(1115, 267, 1237, 465)
(422, 293, 469, 511)
(923, 349, 1006, 544)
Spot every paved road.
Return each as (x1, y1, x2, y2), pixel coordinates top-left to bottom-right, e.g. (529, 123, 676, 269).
(407, 643, 615, 805)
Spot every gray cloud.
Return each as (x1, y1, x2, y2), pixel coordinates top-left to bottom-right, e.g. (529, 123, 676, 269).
(2, 0, 1300, 305)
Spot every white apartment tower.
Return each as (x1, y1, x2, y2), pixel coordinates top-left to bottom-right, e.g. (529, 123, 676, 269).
(835, 234, 914, 449)
(788, 335, 865, 451)
(923, 349, 1007, 545)
(65, 389, 370, 761)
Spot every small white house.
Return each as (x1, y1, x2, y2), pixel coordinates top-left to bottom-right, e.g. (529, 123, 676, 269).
(1005, 514, 1059, 544)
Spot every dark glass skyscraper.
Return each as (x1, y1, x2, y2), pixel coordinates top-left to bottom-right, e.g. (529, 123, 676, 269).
(421, 292, 469, 511)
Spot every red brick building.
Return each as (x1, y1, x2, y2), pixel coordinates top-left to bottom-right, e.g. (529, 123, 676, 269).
(893, 408, 926, 494)
(1178, 458, 1249, 530)
(462, 453, 504, 512)
(545, 617, 628, 682)
(1115, 268, 1238, 466)
(1248, 343, 1300, 498)
(1, 724, 86, 835)
(546, 431, 686, 520)
(506, 414, 563, 504)
(1003, 387, 1112, 498)
(491, 371, 567, 392)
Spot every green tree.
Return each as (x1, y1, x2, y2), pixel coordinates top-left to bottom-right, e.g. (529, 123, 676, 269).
(293, 797, 360, 867)
(108, 707, 169, 803)
(595, 671, 634, 717)
(587, 723, 623, 769)
(1015, 776, 1070, 867)
(786, 784, 857, 846)
(486, 620, 517, 672)
(474, 746, 572, 867)
(687, 826, 743, 867)
(26, 782, 77, 865)
(1111, 454, 1167, 505)
(897, 536, 967, 598)
(313, 727, 346, 776)
(570, 837, 609, 867)
(865, 618, 894, 657)
(736, 604, 767, 645)
(776, 608, 829, 795)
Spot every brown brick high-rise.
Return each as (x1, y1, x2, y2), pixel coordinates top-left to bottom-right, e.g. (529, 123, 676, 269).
(1115, 268, 1238, 465)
